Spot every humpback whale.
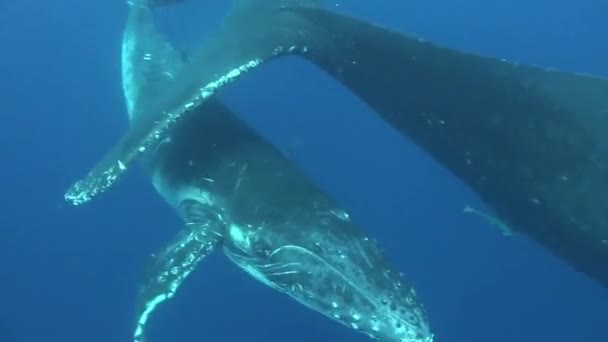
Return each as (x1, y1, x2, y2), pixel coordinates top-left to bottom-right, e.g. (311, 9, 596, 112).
(66, 0, 608, 292)
(116, 1, 433, 341)
(278, 8, 608, 288)
(133, 103, 433, 342)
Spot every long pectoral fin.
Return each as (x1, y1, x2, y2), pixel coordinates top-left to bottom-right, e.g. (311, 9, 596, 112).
(133, 202, 226, 342)
(65, 0, 322, 206)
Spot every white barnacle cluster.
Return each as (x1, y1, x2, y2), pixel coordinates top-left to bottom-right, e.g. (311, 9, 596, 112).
(154, 229, 218, 300)
(123, 59, 265, 208)
(369, 295, 432, 342)
(198, 59, 262, 98)
(117, 160, 127, 171)
(91, 57, 261, 207)
(64, 180, 92, 206)
(184, 101, 195, 111)
(274, 45, 309, 57)
(350, 311, 362, 330)
(370, 315, 381, 332)
(137, 231, 217, 338)
(65, 163, 124, 206)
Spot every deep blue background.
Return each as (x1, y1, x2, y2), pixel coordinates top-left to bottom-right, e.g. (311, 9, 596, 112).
(1, 1, 607, 341)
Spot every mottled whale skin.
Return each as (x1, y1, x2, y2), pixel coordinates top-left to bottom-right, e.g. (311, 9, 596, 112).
(121, 1, 433, 342)
(135, 100, 433, 342)
(283, 8, 608, 287)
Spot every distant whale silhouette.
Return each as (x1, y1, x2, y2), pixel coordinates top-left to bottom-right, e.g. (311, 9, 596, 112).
(66, 0, 608, 291)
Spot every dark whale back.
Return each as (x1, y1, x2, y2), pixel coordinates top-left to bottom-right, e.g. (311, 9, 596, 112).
(290, 7, 608, 287)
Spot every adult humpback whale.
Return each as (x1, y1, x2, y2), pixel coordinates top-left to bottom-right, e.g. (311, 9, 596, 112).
(118, 1, 432, 341)
(65, 1, 608, 288)
(280, 8, 608, 288)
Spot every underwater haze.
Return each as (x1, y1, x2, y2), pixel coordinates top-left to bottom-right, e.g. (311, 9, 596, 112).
(0, 0, 607, 341)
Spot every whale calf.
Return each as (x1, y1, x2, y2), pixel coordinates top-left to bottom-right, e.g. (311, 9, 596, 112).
(133, 101, 433, 342)
(116, 1, 433, 341)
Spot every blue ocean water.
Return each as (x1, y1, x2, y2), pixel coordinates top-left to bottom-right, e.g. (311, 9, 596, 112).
(1, 1, 607, 341)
